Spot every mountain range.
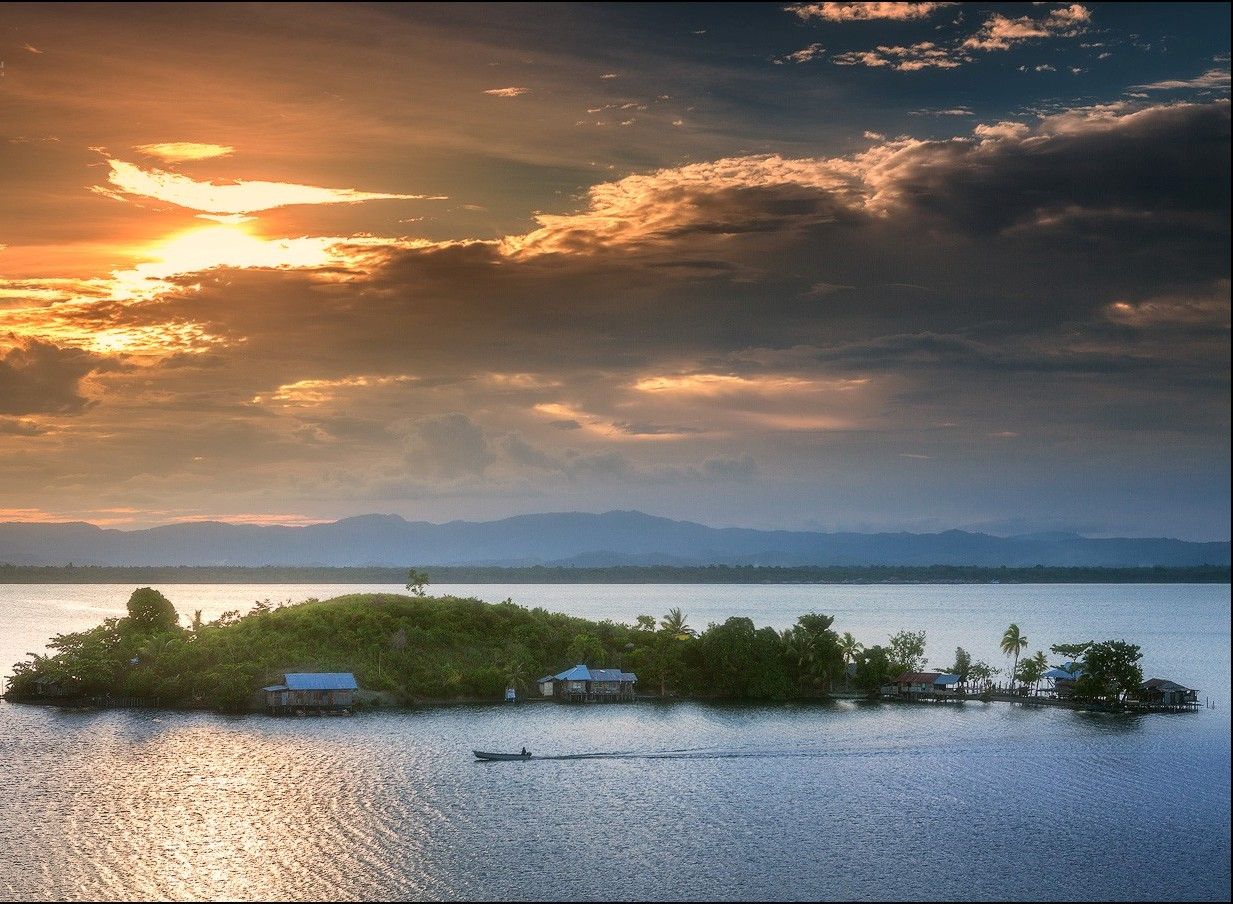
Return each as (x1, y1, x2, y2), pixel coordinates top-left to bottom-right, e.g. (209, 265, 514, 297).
(0, 511, 1227, 568)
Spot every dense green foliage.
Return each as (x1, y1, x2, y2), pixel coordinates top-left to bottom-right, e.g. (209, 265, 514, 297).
(1, 563, 1226, 584)
(4, 588, 1169, 712)
(6, 589, 912, 710)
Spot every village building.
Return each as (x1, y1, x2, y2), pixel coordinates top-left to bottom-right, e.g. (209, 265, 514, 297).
(886, 671, 962, 697)
(1139, 678, 1199, 708)
(1044, 663, 1083, 698)
(263, 672, 357, 714)
(537, 664, 637, 702)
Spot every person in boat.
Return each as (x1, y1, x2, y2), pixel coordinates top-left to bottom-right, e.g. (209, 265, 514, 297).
(520, 747, 528, 756)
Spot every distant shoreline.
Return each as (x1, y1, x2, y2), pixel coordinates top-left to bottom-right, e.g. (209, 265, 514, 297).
(0, 564, 1227, 584)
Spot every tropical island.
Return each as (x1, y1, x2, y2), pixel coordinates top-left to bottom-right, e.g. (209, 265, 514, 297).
(3, 582, 1195, 715)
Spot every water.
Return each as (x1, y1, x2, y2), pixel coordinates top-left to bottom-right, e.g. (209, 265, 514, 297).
(1, 583, 1229, 901)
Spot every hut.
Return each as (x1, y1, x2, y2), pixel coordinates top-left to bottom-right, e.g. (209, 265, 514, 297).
(263, 672, 357, 714)
(537, 664, 637, 703)
(1044, 663, 1083, 698)
(1139, 678, 1199, 708)
(888, 671, 962, 697)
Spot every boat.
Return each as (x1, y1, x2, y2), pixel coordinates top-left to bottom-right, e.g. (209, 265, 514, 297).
(473, 749, 532, 761)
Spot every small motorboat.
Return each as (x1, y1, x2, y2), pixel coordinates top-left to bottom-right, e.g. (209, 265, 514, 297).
(473, 749, 532, 761)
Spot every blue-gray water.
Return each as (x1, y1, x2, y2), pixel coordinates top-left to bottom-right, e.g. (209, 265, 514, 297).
(1, 583, 1229, 901)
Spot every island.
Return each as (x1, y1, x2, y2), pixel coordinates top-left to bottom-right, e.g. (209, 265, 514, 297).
(3, 587, 1200, 714)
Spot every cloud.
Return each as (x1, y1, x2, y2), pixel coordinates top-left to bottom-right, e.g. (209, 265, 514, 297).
(95, 159, 435, 215)
(402, 412, 496, 478)
(0, 417, 47, 436)
(1103, 284, 1230, 329)
(832, 42, 966, 71)
(0, 338, 112, 415)
(776, 43, 826, 65)
(787, 2, 955, 22)
(484, 87, 530, 97)
(1132, 68, 1232, 92)
(133, 142, 236, 162)
(962, 4, 1090, 52)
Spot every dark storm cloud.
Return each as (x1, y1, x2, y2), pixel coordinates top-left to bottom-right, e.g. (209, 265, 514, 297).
(0, 338, 112, 415)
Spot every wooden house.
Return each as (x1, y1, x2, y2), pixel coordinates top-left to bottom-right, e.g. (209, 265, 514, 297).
(1044, 663, 1082, 698)
(887, 671, 962, 697)
(1138, 678, 1199, 708)
(537, 664, 637, 703)
(263, 672, 357, 714)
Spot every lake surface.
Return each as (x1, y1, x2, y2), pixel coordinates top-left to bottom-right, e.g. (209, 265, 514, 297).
(1, 583, 1229, 901)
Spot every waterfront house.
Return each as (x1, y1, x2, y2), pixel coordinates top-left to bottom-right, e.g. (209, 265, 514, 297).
(263, 672, 357, 714)
(1044, 663, 1083, 698)
(1139, 678, 1199, 708)
(889, 672, 962, 696)
(537, 664, 637, 702)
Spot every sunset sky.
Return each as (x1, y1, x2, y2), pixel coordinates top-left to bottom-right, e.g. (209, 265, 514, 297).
(0, 2, 1229, 539)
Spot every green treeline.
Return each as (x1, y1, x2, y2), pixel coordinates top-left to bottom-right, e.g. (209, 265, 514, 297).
(4, 589, 1153, 711)
(0, 563, 1226, 584)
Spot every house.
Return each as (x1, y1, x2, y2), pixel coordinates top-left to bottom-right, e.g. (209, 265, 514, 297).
(889, 672, 962, 696)
(1139, 678, 1199, 708)
(263, 672, 357, 714)
(537, 664, 637, 702)
(1044, 663, 1083, 698)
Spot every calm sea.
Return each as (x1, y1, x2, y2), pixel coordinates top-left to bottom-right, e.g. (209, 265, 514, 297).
(1, 583, 1229, 901)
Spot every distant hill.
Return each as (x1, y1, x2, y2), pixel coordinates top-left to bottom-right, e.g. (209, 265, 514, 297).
(1, 511, 1227, 568)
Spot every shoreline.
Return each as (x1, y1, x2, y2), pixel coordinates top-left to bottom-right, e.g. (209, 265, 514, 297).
(4, 690, 1205, 717)
(1, 565, 1227, 585)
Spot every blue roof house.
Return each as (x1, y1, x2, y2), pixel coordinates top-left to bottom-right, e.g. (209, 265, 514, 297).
(263, 672, 358, 714)
(1043, 663, 1083, 698)
(537, 665, 637, 703)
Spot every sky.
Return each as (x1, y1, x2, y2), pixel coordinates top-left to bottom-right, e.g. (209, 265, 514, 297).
(0, 2, 1229, 539)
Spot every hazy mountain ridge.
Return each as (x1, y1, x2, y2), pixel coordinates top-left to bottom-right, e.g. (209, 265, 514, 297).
(0, 511, 1227, 568)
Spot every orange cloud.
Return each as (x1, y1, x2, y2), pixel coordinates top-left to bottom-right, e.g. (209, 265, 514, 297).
(96, 159, 439, 215)
(133, 142, 235, 162)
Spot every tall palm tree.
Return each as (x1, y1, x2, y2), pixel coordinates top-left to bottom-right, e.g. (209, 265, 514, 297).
(660, 607, 696, 639)
(1000, 624, 1029, 692)
(838, 632, 863, 665)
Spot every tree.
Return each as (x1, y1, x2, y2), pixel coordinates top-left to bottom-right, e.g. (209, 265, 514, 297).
(968, 660, 995, 689)
(1000, 624, 1028, 691)
(1049, 641, 1092, 665)
(1016, 651, 1048, 695)
(567, 632, 605, 665)
(950, 647, 972, 684)
(634, 614, 658, 632)
(838, 632, 863, 665)
(852, 645, 894, 694)
(1075, 640, 1143, 703)
(888, 630, 927, 673)
(660, 607, 696, 639)
(405, 569, 430, 597)
(123, 588, 179, 635)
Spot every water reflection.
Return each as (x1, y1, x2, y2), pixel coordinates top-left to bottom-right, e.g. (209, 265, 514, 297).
(1, 700, 1227, 901)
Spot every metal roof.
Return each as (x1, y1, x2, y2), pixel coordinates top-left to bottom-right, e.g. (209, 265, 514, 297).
(547, 664, 637, 682)
(621, 672, 637, 683)
(896, 671, 948, 684)
(554, 664, 592, 681)
(1044, 665, 1082, 680)
(283, 672, 358, 691)
(588, 668, 624, 682)
(933, 674, 962, 685)
(1142, 677, 1194, 691)
(262, 684, 288, 692)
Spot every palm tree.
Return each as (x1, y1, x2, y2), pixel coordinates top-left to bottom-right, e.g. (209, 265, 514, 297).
(783, 626, 816, 691)
(1000, 624, 1028, 692)
(660, 607, 696, 639)
(838, 632, 863, 665)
